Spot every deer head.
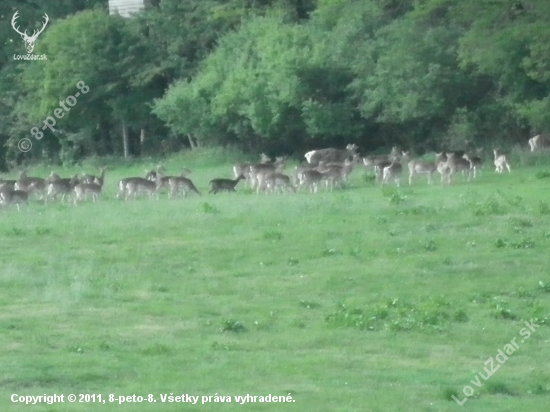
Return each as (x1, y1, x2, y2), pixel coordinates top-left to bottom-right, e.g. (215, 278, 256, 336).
(12, 11, 49, 54)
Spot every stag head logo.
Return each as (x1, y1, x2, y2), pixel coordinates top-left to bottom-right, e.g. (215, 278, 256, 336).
(11, 11, 49, 54)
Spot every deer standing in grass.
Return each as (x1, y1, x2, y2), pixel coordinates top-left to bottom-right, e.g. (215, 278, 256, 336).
(463, 151, 483, 179)
(46, 174, 80, 203)
(250, 157, 286, 192)
(304, 144, 358, 166)
(125, 174, 164, 200)
(209, 175, 246, 194)
(15, 171, 45, 199)
(408, 153, 448, 185)
(493, 150, 511, 173)
(298, 170, 326, 193)
(363, 147, 401, 182)
(233, 153, 272, 187)
(168, 172, 201, 198)
(0, 186, 29, 211)
(262, 173, 296, 194)
(81, 167, 107, 185)
(528, 134, 550, 152)
(381, 152, 409, 186)
(444, 152, 472, 183)
(0, 177, 16, 191)
(74, 180, 103, 205)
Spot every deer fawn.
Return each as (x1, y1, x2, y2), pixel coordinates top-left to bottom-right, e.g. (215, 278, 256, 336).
(209, 175, 246, 194)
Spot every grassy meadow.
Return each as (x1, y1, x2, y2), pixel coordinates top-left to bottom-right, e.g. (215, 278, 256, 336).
(1, 148, 549, 411)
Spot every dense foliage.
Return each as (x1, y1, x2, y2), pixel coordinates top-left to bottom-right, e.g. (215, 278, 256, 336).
(1, 0, 549, 168)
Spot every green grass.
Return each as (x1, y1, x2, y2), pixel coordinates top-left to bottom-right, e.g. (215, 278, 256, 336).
(1, 148, 550, 411)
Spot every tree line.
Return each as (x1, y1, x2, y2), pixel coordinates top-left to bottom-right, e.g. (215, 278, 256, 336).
(1, 0, 549, 170)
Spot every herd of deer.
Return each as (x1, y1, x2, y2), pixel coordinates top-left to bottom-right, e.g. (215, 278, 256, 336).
(0, 134, 548, 211)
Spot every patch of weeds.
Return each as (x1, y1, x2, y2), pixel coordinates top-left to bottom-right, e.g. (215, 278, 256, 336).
(530, 383, 550, 395)
(495, 238, 535, 249)
(511, 239, 535, 249)
(509, 217, 533, 228)
(263, 230, 282, 241)
(35, 227, 52, 235)
(535, 171, 550, 179)
(98, 342, 110, 351)
(363, 174, 376, 185)
(287, 258, 299, 266)
(492, 300, 517, 320)
(253, 316, 277, 330)
(326, 304, 375, 331)
(6, 227, 25, 236)
(201, 202, 220, 214)
(325, 231, 341, 239)
(442, 257, 453, 265)
(68, 345, 84, 354)
(453, 310, 469, 322)
(220, 319, 246, 333)
(409, 206, 436, 215)
(544, 232, 550, 240)
(388, 230, 397, 237)
(326, 297, 465, 332)
(322, 248, 341, 257)
(150, 284, 169, 293)
(292, 319, 306, 329)
(495, 238, 507, 248)
(516, 287, 534, 298)
(424, 223, 437, 232)
(382, 188, 407, 205)
(473, 198, 507, 216)
(484, 381, 515, 396)
(142, 343, 171, 355)
(470, 292, 493, 304)
(422, 239, 437, 252)
(497, 190, 523, 208)
(538, 201, 550, 215)
(441, 387, 460, 401)
(376, 216, 389, 225)
(348, 247, 361, 257)
(389, 193, 406, 205)
(299, 300, 321, 309)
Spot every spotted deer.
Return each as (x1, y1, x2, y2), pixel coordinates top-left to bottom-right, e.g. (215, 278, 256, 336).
(0, 187, 29, 211)
(46, 174, 80, 203)
(493, 149, 511, 173)
(381, 152, 410, 186)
